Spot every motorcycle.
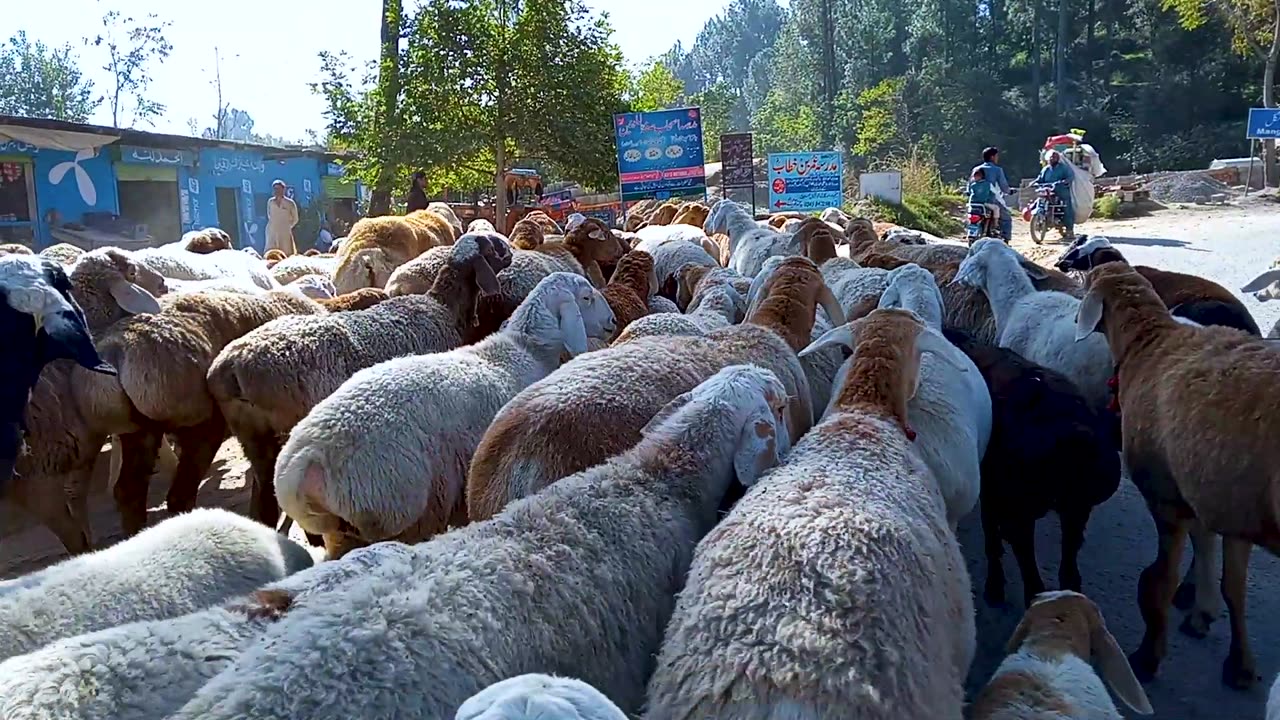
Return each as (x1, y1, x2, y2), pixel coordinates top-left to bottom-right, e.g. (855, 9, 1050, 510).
(965, 202, 1003, 245)
(1028, 180, 1071, 245)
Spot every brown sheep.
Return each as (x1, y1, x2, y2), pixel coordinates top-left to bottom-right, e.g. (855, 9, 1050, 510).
(316, 287, 390, 313)
(538, 217, 625, 288)
(1075, 261, 1280, 690)
(600, 251, 658, 340)
(520, 210, 562, 236)
(509, 218, 546, 250)
(332, 214, 443, 294)
(671, 202, 710, 227)
(793, 217, 839, 266)
(844, 217, 879, 255)
(647, 204, 679, 226)
(746, 256, 846, 353)
(263, 249, 287, 268)
(624, 200, 658, 232)
(183, 228, 234, 254)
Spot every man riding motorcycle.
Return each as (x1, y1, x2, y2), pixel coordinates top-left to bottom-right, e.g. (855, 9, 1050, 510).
(973, 146, 1012, 241)
(1035, 150, 1076, 239)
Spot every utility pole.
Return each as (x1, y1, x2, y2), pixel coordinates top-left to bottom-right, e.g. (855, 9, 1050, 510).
(213, 46, 226, 139)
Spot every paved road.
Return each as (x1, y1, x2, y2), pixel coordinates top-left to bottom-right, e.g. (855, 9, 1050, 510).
(962, 203, 1280, 718)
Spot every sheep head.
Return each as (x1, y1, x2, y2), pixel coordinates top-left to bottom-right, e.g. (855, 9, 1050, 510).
(566, 218, 625, 264)
(746, 256, 846, 353)
(509, 219, 546, 250)
(453, 231, 512, 296)
(264, 248, 287, 268)
(672, 202, 710, 227)
(675, 262, 713, 311)
(640, 364, 791, 488)
(794, 217, 839, 266)
(1054, 235, 1126, 273)
(609, 250, 658, 299)
(844, 217, 878, 254)
(521, 272, 616, 357)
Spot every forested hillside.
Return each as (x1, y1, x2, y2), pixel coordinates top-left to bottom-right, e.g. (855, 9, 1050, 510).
(652, 0, 1267, 182)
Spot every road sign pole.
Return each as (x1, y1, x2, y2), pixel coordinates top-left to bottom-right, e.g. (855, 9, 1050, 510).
(1246, 139, 1256, 197)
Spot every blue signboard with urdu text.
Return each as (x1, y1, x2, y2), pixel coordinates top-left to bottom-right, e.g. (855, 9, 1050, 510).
(767, 152, 843, 211)
(1246, 108, 1280, 140)
(614, 107, 706, 202)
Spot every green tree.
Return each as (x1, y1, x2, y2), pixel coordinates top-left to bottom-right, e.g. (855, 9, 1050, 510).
(0, 32, 99, 122)
(631, 60, 684, 111)
(752, 89, 821, 154)
(689, 81, 736, 159)
(90, 8, 173, 128)
(315, 0, 627, 220)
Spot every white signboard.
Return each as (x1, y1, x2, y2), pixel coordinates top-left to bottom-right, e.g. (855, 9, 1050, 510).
(858, 171, 903, 205)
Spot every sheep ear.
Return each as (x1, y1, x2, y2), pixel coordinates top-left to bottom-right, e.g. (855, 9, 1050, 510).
(1240, 268, 1280, 293)
(1019, 257, 1051, 280)
(641, 390, 695, 438)
(557, 299, 589, 357)
(471, 255, 501, 295)
(1004, 613, 1033, 654)
(800, 323, 855, 358)
(818, 284, 845, 327)
(108, 277, 161, 315)
(733, 402, 782, 488)
(1092, 620, 1154, 715)
(1075, 290, 1104, 341)
(588, 227, 606, 240)
(646, 265, 660, 299)
(43, 310, 115, 375)
(950, 258, 981, 287)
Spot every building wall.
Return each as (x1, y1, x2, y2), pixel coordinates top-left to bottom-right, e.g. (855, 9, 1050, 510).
(0, 139, 121, 247)
(182, 149, 326, 252)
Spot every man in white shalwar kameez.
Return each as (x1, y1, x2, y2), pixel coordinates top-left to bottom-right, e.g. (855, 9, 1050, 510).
(266, 179, 298, 256)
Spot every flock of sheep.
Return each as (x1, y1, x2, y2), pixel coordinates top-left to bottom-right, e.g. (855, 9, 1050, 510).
(0, 193, 1278, 719)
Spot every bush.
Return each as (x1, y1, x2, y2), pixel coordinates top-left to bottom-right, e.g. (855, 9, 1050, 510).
(1093, 194, 1121, 220)
(857, 192, 963, 238)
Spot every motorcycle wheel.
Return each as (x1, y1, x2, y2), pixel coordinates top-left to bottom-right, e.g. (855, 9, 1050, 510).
(1029, 214, 1047, 245)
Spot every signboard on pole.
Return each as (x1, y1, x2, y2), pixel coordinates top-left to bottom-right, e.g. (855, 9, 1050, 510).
(720, 133, 755, 189)
(1246, 108, 1280, 139)
(614, 107, 706, 202)
(767, 151, 843, 211)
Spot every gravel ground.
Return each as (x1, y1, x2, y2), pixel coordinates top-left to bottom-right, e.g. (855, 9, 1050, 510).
(0, 203, 1276, 718)
(1143, 172, 1237, 204)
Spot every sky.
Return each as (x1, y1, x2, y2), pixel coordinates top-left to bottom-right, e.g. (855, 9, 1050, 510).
(9, 0, 729, 141)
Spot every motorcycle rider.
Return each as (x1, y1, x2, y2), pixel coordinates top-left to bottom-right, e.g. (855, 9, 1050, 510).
(1036, 150, 1076, 239)
(967, 167, 1006, 239)
(974, 147, 1012, 240)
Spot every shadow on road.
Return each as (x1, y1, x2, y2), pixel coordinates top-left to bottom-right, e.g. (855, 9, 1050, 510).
(1108, 235, 1209, 252)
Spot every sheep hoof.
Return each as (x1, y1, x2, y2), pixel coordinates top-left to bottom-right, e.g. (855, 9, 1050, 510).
(1178, 610, 1215, 639)
(1128, 648, 1160, 683)
(1222, 652, 1258, 690)
(1172, 581, 1197, 611)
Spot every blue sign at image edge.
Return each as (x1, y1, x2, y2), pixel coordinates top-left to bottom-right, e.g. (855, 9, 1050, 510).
(1246, 108, 1280, 139)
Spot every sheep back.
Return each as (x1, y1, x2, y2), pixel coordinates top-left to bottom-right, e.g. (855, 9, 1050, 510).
(333, 215, 439, 293)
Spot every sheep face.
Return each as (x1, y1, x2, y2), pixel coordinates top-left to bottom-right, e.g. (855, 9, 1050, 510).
(457, 674, 627, 720)
(703, 200, 746, 236)
(1054, 234, 1116, 273)
(567, 219, 625, 264)
(642, 364, 790, 488)
(333, 247, 396, 294)
(451, 232, 513, 296)
(530, 273, 616, 355)
(0, 256, 116, 490)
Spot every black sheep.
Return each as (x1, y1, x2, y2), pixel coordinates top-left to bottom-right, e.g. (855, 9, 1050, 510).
(944, 327, 1121, 608)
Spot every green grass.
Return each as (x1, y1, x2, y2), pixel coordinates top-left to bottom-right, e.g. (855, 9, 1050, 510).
(858, 192, 964, 238)
(1093, 194, 1121, 220)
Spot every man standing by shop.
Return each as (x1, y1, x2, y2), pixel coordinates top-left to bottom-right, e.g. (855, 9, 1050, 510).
(266, 179, 298, 256)
(975, 147, 1013, 241)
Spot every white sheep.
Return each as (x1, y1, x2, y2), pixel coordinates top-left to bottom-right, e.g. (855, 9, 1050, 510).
(0, 508, 314, 662)
(467, 218, 499, 234)
(867, 262, 991, 525)
(456, 674, 627, 720)
(646, 309, 975, 719)
(1241, 259, 1280, 301)
(269, 254, 337, 285)
(0, 541, 412, 720)
(168, 364, 792, 720)
(972, 591, 1152, 719)
(275, 272, 616, 556)
(704, 199, 797, 278)
(283, 273, 337, 300)
(132, 245, 279, 289)
(631, 225, 720, 289)
(954, 239, 1113, 414)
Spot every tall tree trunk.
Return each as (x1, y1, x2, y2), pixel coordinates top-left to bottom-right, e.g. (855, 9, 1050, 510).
(890, 0, 908, 75)
(991, 0, 1004, 72)
(369, 0, 403, 216)
(493, 0, 509, 230)
(1031, 0, 1042, 124)
(1056, 0, 1068, 121)
(1264, 0, 1280, 187)
(1085, 0, 1094, 99)
(819, 0, 837, 146)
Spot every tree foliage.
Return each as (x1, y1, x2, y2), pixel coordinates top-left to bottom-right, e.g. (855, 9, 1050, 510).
(0, 32, 99, 122)
(90, 8, 173, 128)
(314, 0, 628, 205)
(630, 61, 684, 111)
(664, 0, 1267, 181)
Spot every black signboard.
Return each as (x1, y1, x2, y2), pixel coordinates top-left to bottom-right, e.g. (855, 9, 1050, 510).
(720, 133, 755, 190)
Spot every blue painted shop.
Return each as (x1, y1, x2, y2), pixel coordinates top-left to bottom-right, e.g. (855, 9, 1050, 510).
(0, 115, 359, 252)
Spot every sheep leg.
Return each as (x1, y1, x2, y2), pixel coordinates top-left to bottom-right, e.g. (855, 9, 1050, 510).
(1007, 517, 1045, 608)
(239, 431, 283, 528)
(980, 500, 1008, 606)
(1220, 537, 1259, 689)
(166, 416, 228, 516)
(1057, 507, 1088, 593)
(1129, 507, 1190, 683)
(1178, 523, 1222, 638)
(9, 470, 93, 555)
(113, 430, 163, 536)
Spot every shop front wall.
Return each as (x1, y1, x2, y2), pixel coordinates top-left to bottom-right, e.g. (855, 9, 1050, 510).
(184, 149, 324, 252)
